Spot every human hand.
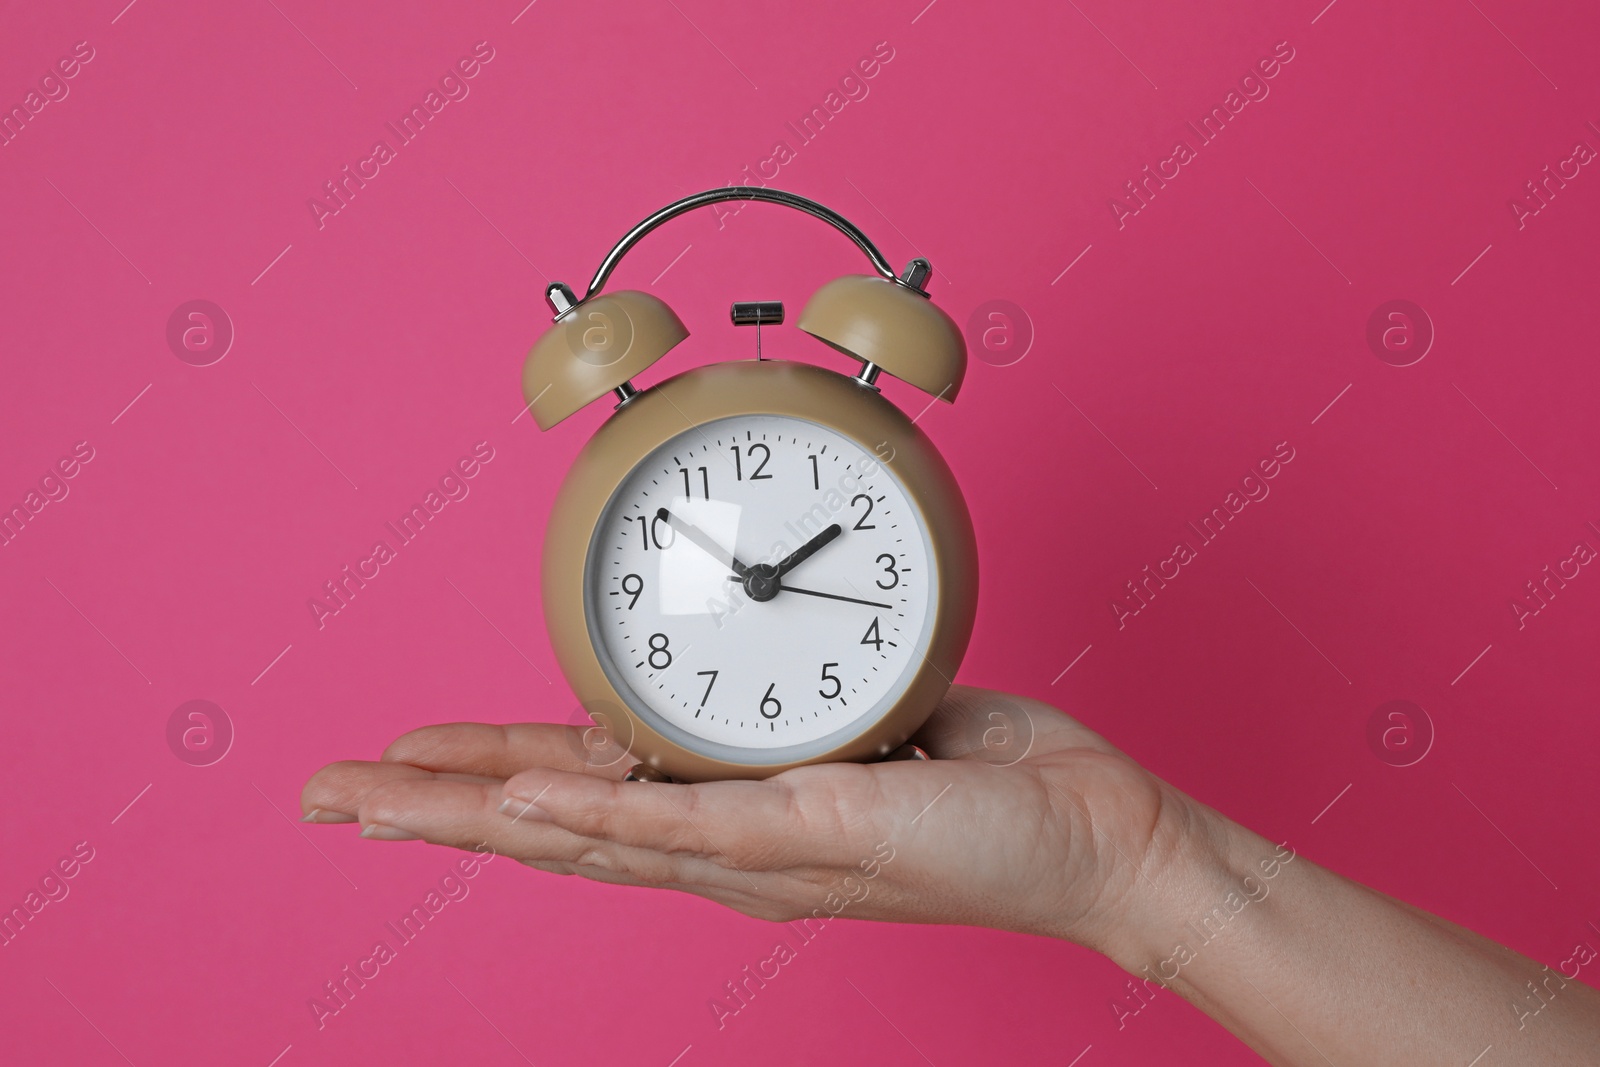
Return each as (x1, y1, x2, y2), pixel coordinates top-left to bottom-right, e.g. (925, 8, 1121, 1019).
(300, 686, 1217, 955)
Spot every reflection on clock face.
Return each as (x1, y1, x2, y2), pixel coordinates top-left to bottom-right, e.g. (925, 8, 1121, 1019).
(585, 414, 937, 756)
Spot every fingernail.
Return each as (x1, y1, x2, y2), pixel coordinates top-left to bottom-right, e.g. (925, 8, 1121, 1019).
(498, 796, 552, 822)
(359, 824, 420, 840)
(301, 809, 358, 824)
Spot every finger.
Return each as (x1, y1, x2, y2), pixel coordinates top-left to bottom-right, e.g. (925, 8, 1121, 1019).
(358, 777, 755, 895)
(302, 759, 499, 820)
(380, 721, 637, 780)
(361, 778, 841, 921)
(358, 776, 618, 867)
(518, 859, 576, 876)
(555, 862, 800, 921)
(500, 764, 872, 872)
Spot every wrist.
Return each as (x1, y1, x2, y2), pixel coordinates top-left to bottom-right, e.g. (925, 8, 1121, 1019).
(1090, 792, 1281, 980)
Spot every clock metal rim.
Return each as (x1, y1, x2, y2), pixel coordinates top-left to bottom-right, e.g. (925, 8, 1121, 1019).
(541, 359, 979, 782)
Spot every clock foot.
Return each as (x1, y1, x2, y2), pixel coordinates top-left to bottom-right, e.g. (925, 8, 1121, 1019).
(624, 764, 675, 783)
(886, 744, 931, 762)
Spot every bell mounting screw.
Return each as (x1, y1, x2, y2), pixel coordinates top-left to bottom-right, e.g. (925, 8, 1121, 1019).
(898, 258, 932, 295)
(546, 281, 579, 318)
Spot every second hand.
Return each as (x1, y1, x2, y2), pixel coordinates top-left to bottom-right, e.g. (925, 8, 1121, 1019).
(725, 576, 891, 611)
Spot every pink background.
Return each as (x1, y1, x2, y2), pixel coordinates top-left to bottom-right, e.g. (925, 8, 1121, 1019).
(3, 0, 1598, 1063)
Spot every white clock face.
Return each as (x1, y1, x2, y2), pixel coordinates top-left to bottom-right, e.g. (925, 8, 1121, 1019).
(584, 414, 937, 761)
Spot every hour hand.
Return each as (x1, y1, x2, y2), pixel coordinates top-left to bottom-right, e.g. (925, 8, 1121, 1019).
(775, 524, 841, 577)
(656, 508, 748, 577)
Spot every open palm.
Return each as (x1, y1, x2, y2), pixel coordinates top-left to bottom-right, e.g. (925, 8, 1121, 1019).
(301, 686, 1198, 949)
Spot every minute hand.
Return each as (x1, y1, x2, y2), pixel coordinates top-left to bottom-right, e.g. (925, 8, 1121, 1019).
(656, 508, 749, 577)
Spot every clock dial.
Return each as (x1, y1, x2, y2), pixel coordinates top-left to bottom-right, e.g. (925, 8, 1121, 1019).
(585, 414, 937, 757)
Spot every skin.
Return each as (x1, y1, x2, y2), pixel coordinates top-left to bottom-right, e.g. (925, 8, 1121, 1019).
(303, 686, 1600, 1064)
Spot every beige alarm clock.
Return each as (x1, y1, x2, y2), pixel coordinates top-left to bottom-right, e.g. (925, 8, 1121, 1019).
(523, 187, 977, 782)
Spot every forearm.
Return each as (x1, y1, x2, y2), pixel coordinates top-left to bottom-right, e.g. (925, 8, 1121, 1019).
(1101, 803, 1600, 1066)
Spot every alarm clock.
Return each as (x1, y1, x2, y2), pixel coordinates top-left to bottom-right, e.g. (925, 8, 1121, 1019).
(523, 187, 977, 782)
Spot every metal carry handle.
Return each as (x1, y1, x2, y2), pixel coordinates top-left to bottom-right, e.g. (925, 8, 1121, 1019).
(546, 187, 927, 319)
